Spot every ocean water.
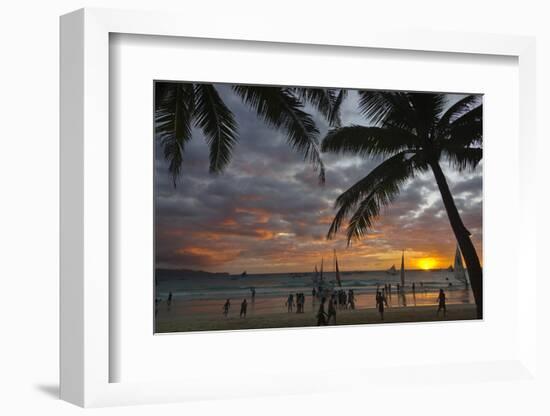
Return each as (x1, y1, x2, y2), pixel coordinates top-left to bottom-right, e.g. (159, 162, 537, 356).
(156, 269, 474, 304)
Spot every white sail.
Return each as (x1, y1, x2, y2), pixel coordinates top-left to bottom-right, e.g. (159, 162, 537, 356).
(400, 250, 405, 287)
(454, 245, 469, 286)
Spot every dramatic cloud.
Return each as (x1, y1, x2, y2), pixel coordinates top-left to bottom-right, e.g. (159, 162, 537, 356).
(155, 85, 482, 274)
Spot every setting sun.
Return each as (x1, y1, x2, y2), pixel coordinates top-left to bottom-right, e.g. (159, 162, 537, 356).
(417, 258, 437, 270)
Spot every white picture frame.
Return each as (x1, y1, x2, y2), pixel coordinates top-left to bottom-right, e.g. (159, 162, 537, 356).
(60, 7, 538, 408)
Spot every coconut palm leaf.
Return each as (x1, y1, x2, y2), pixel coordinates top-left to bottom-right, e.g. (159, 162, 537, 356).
(327, 151, 421, 241)
(328, 89, 348, 127)
(321, 125, 420, 158)
(232, 85, 325, 182)
(446, 104, 483, 147)
(155, 83, 195, 184)
(358, 91, 418, 131)
(293, 87, 335, 120)
(408, 93, 446, 135)
(437, 95, 482, 134)
(193, 84, 238, 174)
(442, 147, 483, 171)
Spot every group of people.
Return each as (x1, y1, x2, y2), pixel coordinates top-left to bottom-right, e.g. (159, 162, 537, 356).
(285, 293, 306, 313)
(315, 289, 357, 326)
(222, 298, 249, 318)
(330, 289, 356, 310)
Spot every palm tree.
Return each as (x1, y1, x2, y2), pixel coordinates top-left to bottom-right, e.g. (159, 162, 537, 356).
(155, 82, 342, 185)
(322, 91, 483, 318)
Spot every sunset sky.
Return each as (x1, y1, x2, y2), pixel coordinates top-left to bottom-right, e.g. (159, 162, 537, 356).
(155, 84, 482, 274)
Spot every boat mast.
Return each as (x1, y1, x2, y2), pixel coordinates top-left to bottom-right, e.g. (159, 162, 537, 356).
(400, 250, 405, 287)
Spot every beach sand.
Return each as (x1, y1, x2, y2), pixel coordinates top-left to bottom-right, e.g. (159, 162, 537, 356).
(156, 302, 477, 333)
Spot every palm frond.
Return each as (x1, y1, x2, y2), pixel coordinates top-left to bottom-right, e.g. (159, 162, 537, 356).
(437, 95, 482, 134)
(442, 147, 482, 171)
(446, 104, 483, 147)
(328, 89, 348, 127)
(293, 87, 334, 120)
(357, 91, 418, 131)
(193, 84, 238, 174)
(233, 85, 325, 182)
(408, 93, 446, 135)
(321, 125, 419, 158)
(326, 151, 421, 241)
(155, 82, 195, 185)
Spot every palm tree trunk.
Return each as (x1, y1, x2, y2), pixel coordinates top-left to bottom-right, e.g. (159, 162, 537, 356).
(429, 160, 483, 319)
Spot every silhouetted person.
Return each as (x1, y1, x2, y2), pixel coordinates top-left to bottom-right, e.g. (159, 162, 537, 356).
(376, 291, 385, 320)
(250, 287, 256, 302)
(223, 299, 231, 317)
(240, 298, 248, 318)
(286, 294, 294, 312)
(167, 291, 173, 310)
(348, 289, 355, 310)
(412, 283, 416, 294)
(312, 288, 316, 298)
(317, 297, 328, 326)
(437, 289, 447, 316)
(382, 290, 388, 307)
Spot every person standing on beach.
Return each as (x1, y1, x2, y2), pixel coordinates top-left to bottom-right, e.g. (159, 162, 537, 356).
(376, 291, 385, 320)
(240, 298, 248, 318)
(250, 287, 256, 303)
(347, 289, 355, 310)
(286, 294, 294, 312)
(437, 289, 447, 316)
(167, 291, 173, 310)
(382, 289, 388, 307)
(317, 297, 328, 326)
(223, 299, 231, 317)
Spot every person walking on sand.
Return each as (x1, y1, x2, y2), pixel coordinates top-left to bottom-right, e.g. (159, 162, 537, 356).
(286, 294, 294, 312)
(223, 299, 231, 317)
(376, 291, 385, 320)
(317, 297, 328, 326)
(250, 287, 256, 302)
(240, 298, 248, 318)
(437, 289, 447, 317)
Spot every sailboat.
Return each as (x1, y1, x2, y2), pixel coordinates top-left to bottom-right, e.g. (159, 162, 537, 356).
(312, 264, 319, 283)
(333, 249, 342, 287)
(386, 264, 397, 275)
(400, 250, 405, 287)
(454, 245, 469, 286)
(399, 250, 407, 306)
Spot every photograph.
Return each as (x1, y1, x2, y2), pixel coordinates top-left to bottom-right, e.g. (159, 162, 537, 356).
(154, 81, 483, 333)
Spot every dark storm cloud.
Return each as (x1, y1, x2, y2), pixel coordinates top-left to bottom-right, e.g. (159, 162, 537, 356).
(155, 84, 483, 272)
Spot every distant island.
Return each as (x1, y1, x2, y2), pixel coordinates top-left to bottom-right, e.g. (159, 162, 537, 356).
(156, 268, 230, 281)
